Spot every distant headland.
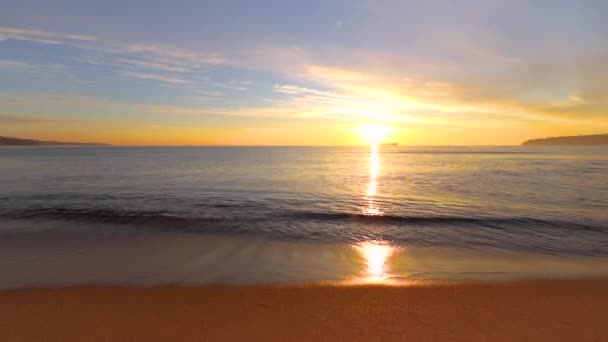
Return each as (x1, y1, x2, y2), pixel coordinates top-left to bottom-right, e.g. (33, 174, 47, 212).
(0, 136, 110, 146)
(522, 134, 608, 146)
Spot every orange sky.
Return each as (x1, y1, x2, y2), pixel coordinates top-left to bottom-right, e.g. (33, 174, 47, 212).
(1, 1, 607, 145)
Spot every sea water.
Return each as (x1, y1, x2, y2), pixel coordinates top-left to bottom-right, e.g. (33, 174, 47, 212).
(0, 146, 607, 287)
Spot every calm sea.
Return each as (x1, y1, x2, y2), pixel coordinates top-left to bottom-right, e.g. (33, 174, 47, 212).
(1, 146, 607, 287)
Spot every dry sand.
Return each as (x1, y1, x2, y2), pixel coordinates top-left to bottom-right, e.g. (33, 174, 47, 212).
(1, 279, 607, 341)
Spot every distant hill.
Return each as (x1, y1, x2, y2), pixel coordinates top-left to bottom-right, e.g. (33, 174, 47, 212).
(522, 134, 608, 146)
(0, 136, 110, 146)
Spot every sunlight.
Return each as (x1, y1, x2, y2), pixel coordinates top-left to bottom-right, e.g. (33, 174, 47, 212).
(354, 241, 396, 283)
(369, 143, 379, 179)
(358, 124, 390, 144)
(363, 143, 383, 216)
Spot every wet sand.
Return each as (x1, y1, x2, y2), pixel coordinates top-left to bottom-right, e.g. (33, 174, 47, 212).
(1, 279, 607, 341)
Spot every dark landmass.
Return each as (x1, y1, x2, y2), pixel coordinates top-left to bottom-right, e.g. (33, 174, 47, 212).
(0, 136, 110, 146)
(381, 142, 398, 146)
(522, 134, 608, 146)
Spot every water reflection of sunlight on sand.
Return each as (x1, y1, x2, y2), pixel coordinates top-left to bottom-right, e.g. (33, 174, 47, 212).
(354, 144, 398, 284)
(354, 241, 396, 283)
(362, 144, 383, 216)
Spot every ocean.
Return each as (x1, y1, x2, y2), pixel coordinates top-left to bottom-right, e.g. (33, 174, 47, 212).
(1, 145, 607, 287)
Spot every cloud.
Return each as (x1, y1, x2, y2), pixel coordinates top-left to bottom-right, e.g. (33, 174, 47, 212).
(273, 84, 331, 96)
(267, 66, 510, 126)
(0, 26, 221, 69)
(0, 60, 29, 69)
(146, 75, 499, 128)
(1, 26, 223, 88)
(114, 58, 192, 72)
(267, 52, 608, 127)
(211, 80, 251, 91)
(145, 105, 320, 119)
(196, 90, 224, 97)
(122, 71, 193, 84)
(124, 44, 224, 65)
(0, 60, 68, 75)
(0, 27, 95, 44)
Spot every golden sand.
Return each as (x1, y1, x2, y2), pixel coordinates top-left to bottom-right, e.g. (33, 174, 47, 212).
(1, 279, 607, 341)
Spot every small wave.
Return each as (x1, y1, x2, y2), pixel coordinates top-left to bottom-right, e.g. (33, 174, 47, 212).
(287, 211, 606, 232)
(0, 207, 224, 228)
(1, 206, 605, 233)
(1, 206, 607, 257)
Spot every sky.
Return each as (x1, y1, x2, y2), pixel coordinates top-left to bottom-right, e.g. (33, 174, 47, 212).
(1, 0, 607, 145)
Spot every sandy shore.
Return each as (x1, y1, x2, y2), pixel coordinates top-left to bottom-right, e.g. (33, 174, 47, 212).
(1, 279, 607, 341)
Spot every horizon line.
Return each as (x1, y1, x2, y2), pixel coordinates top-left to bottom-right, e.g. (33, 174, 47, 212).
(1, 144, 527, 148)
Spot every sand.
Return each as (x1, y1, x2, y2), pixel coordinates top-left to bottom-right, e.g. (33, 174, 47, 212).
(1, 279, 607, 341)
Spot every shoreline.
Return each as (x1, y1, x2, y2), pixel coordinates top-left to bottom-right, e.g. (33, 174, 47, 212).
(2, 230, 606, 289)
(1, 278, 607, 341)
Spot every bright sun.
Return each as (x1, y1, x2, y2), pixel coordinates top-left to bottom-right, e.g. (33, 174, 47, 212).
(359, 124, 390, 144)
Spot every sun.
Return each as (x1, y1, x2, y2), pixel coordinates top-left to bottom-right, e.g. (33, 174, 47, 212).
(358, 124, 390, 144)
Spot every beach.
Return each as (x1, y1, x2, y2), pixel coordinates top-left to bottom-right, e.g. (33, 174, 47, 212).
(1, 279, 607, 341)
(3, 0, 608, 339)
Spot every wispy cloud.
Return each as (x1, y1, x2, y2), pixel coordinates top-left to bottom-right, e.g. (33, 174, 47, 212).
(273, 84, 330, 96)
(124, 44, 224, 65)
(0, 60, 29, 69)
(268, 57, 608, 128)
(0, 26, 223, 89)
(114, 58, 193, 72)
(195, 90, 224, 97)
(0, 27, 96, 44)
(122, 71, 194, 84)
(211, 80, 252, 91)
(145, 105, 316, 119)
(268, 66, 497, 126)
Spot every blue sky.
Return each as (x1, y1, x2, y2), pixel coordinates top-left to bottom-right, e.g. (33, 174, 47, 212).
(1, 0, 607, 145)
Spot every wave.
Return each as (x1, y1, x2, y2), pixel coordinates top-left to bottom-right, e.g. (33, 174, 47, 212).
(290, 211, 608, 232)
(1, 206, 605, 233)
(2, 206, 607, 257)
(0, 207, 224, 228)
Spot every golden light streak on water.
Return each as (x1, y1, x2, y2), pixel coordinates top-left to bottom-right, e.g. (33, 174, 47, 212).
(363, 143, 383, 216)
(354, 241, 396, 283)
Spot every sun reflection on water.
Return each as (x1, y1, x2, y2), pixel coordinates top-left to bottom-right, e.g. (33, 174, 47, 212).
(369, 144, 380, 180)
(363, 143, 383, 216)
(354, 241, 396, 283)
